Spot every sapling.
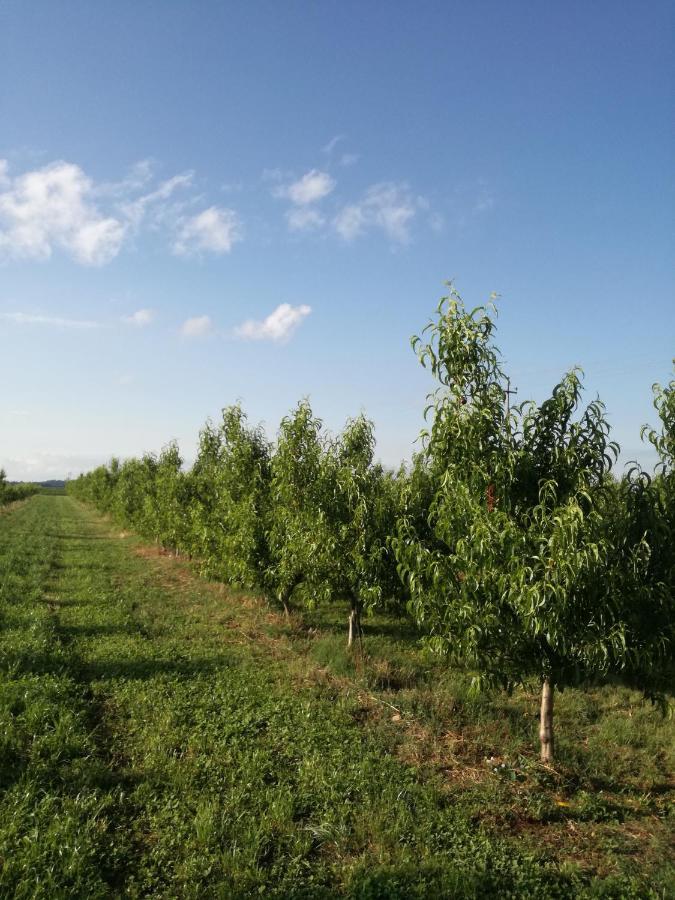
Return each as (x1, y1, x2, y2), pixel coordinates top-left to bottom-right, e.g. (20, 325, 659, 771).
(393, 286, 639, 762)
(324, 415, 403, 647)
(267, 400, 333, 615)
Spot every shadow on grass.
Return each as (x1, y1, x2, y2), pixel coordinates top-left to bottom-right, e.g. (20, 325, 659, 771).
(59, 623, 146, 638)
(306, 615, 422, 645)
(38, 597, 90, 608)
(48, 561, 112, 572)
(2, 651, 237, 681)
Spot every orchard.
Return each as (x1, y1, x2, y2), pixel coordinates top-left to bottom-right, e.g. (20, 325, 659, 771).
(68, 287, 674, 763)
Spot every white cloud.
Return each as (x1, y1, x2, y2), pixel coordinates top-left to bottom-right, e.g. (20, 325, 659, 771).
(173, 207, 242, 256)
(286, 207, 325, 231)
(122, 308, 154, 326)
(334, 182, 418, 243)
(118, 374, 134, 385)
(181, 315, 213, 337)
(234, 303, 311, 343)
(333, 203, 366, 241)
(97, 159, 155, 197)
(0, 312, 100, 329)
(0, 159, 244, 264)
(0, 160, 127, 265)
(120, 172, 194, 228)
(278, 170, 335, 205)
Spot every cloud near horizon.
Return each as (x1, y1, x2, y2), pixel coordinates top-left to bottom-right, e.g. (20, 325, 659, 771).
(0, 311, 101, 329)
(122, 308, 154, 326)
(234, 303, 311, 342)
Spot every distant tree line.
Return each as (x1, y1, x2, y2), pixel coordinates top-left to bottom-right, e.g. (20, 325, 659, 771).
(0, 470, 38, 506)
(68, 286, 674, 761)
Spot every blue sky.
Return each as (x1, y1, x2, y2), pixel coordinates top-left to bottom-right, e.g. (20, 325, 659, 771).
(1, 1, 673, 480)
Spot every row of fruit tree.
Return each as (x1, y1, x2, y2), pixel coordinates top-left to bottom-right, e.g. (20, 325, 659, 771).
(68, 286, 674, 762)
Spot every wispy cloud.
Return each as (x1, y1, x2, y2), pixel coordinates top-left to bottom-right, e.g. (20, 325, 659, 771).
(234, 303, 311, 343)
(286, 207, 325, 232)
(0, 311, 101, 329)
(0, 159, 243, 265)
(334, 183, 420, 243)
(0, 160, 126, 265)
(276, 170, 335, 206)
(180, 315, 213, 337)
(96, 158, 155, 197)
(173, 207, 242, 256)
(322, 134, 346, 155)
(340, 153, 360, 167)
(120, 172, 194, 228)
(122, 308, 154, 326)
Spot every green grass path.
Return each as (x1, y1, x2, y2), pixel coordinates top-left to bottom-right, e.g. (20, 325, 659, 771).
(0, 496, 669, 898)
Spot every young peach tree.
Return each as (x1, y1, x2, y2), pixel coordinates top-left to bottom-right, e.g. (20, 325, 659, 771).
(188, 404, 271, 589)
(392, 286, 639, 762)
(323, 415, 403, 646)
(605, 366, 675, 696)
(266, 400, 333, 614)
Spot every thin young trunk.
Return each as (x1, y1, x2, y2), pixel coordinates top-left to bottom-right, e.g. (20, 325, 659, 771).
(281, 584, 292, 618)
(539, 678, 554, 763)
(280, 574, 302, 619)
(347, 597, 362, 649)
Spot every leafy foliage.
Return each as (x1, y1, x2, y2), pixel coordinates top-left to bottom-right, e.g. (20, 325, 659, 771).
(67, 286, 672, 758)
(265, 399, 334, 610)
(604, 366, 675, 695)
(189, 405, 271, 587)
(322, 415, 404, 641)
(0, 469, 38, 505)
(392, 286, 672, 757)
(4, 496, 668, 896)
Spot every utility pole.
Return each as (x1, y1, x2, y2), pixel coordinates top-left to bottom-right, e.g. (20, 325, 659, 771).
(504, 377, 518, 416)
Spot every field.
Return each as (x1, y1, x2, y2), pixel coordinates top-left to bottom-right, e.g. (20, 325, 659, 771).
(0, 494, 672, 898)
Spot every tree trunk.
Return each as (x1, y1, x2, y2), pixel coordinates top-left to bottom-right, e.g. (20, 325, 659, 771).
(280, 574, 302, 619)
(539, 678, 554, 763)
(347, 598, 362, 649)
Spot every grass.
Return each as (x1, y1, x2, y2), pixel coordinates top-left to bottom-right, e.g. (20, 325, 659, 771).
(0, 494, 672, 897)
